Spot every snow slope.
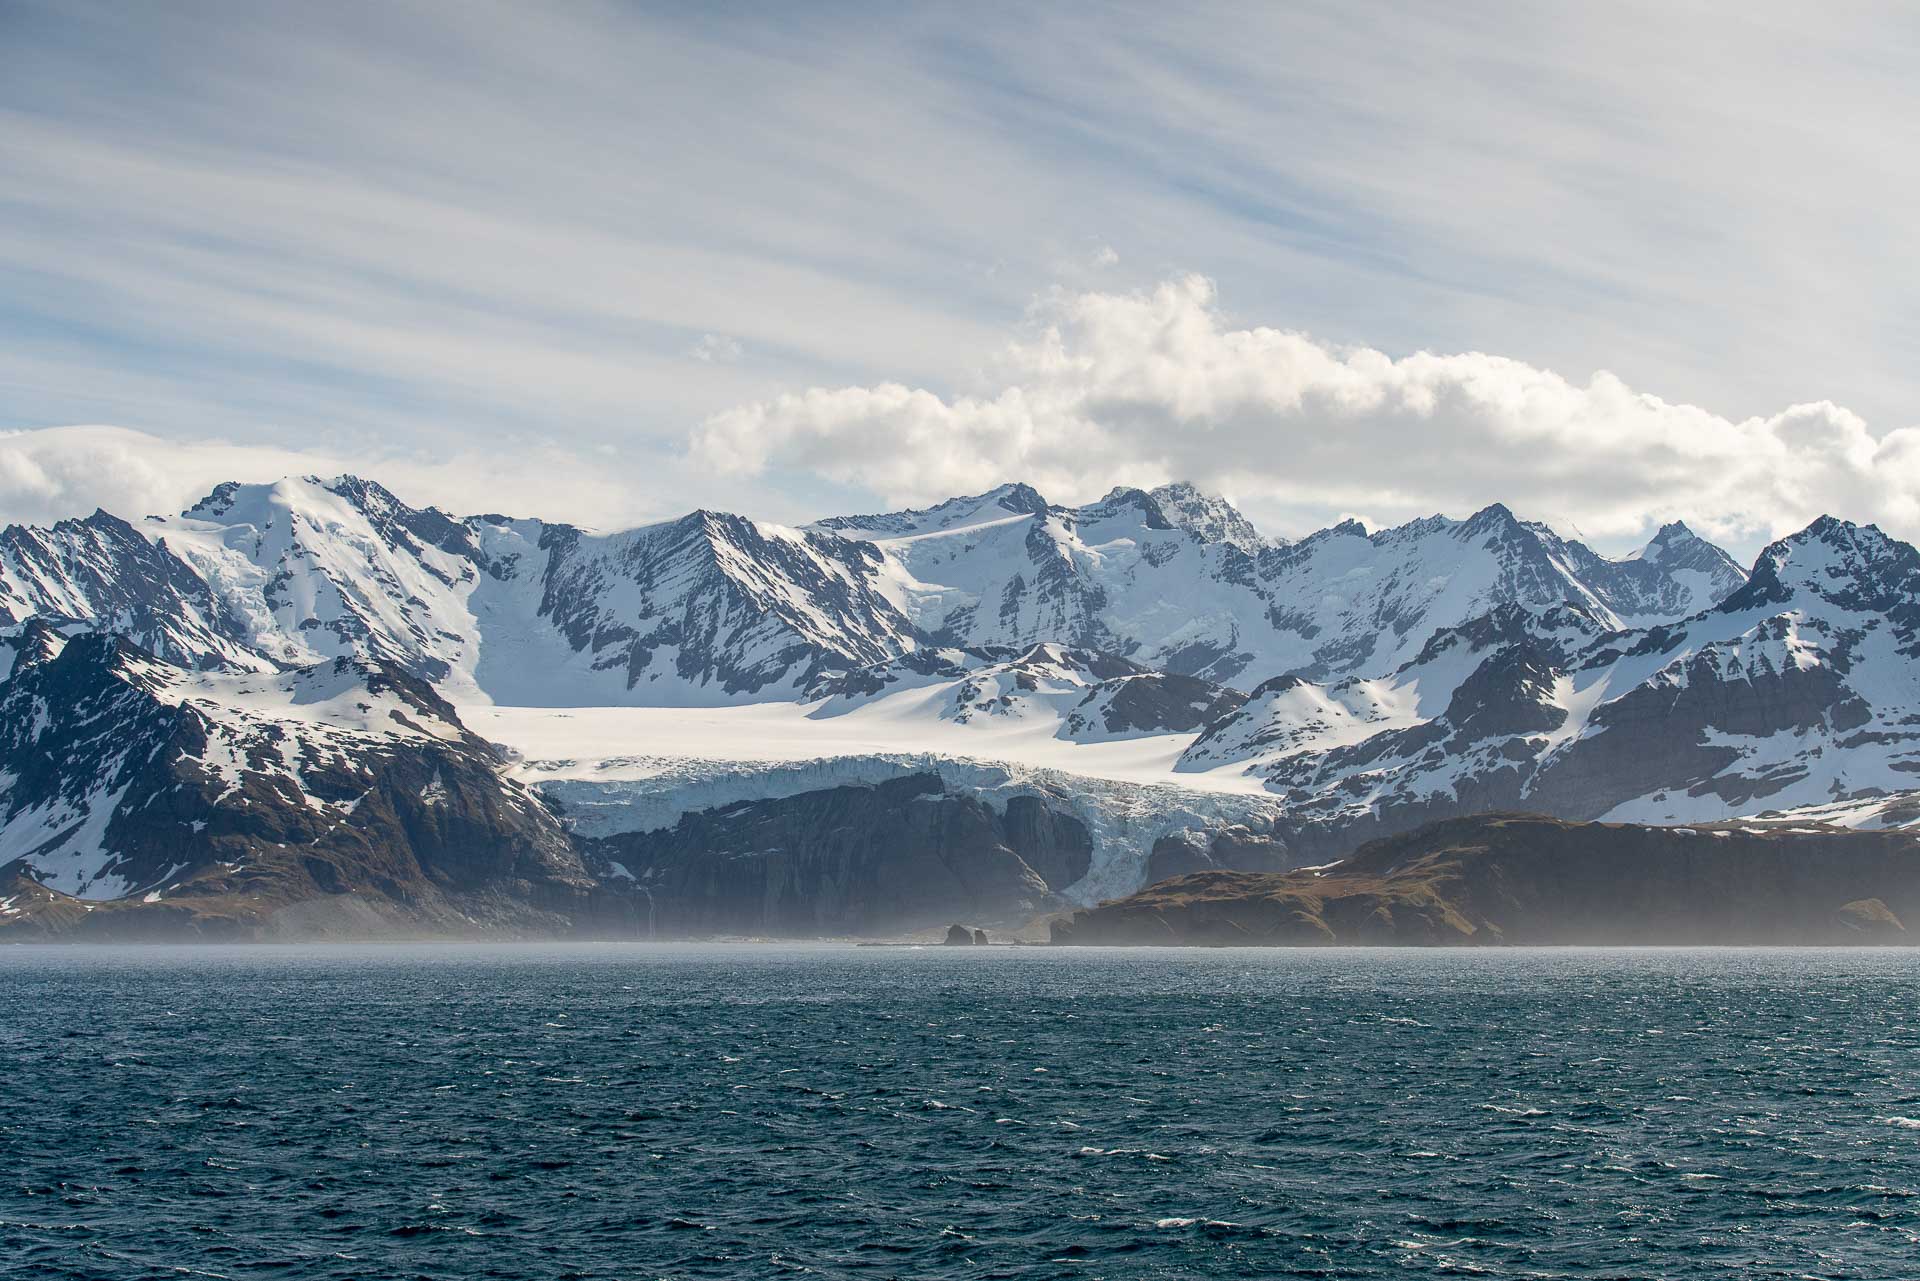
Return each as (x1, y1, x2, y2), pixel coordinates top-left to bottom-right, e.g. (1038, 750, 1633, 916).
(2, 474, 1744, 712)
(1181, 517, 1920, 853)
(815, 485, 1743, 688)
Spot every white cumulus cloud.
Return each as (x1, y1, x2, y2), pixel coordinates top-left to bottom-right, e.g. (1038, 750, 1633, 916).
(0, 425, 681, 533)
(692, 275, 1920, 555)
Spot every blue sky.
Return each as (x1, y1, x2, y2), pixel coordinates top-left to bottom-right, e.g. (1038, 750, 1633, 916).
(2, 2, 1918, 555)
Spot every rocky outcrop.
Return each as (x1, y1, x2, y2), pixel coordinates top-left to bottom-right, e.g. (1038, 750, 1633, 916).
(0, 634, 643, 941)
(1066, 671, 1248, 737)
(588, 775, 1093, 937)
(1181, 517, 1920, 859)
(1052, 813, 1920, 946)
(0, 509, 269, 672)
(1144, 823, 1296, 884)
(531, 508, 919, 698)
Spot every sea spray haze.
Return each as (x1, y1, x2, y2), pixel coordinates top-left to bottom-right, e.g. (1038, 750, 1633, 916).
(9, 5, 1920, 1276)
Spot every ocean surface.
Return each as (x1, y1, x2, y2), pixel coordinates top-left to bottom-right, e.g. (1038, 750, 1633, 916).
(6, 946, 1920, 1279)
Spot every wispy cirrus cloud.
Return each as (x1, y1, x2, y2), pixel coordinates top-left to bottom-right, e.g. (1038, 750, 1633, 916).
(2, 2, 1919, 543)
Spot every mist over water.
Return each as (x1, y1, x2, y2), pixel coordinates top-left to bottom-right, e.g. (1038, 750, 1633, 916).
(6, 944, 1920, 1278)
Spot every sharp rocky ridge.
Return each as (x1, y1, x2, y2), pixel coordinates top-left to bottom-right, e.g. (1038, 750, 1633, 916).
(10, 471, 1920, 940)
(3, 475, 1748, 702)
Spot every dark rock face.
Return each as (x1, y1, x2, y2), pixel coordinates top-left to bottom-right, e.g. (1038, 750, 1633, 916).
(1442, 642, 1567, 742)
(997, 795, 1093, 890)
(1526, 650, 1866, 815)
(803, 646, 1017, 701)
(1144, 824, 1296, 884)
(589, 775, 1093, 936)
(1054, 814, 1920, 946)
(0, 635, 639, 941)
(1068, 672, 1248, 737)
(534, 510, 919, 697)
(1182, 515, 1920, 864)
(0, 476, 1755, 716)
(1145, 832, 1217, 884)
(944, 924, 974, 945)
(0, 510, 263, 671)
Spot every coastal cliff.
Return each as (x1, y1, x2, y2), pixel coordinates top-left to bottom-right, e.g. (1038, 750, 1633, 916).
(1051, 814, 1920, 946)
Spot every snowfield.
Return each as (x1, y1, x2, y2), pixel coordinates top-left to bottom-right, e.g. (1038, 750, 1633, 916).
(9, 471, 1920, 910)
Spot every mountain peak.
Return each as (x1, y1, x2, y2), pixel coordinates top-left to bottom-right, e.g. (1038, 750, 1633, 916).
(1076, 486, 1174, 531)
(810, 482, 1053, 541)
(1773, 514, 1888, 556)
(1720, 514, 1919, 616)
(1634, 520, 1698, 560)
(1463, 502, 1520, 534)
(320, 473, 406, 513)
(1798, 513, 1860, 541)
(184, 480, 245, 518)
(991, 482, 1051, 516)
(1147, 482, 1274, 552)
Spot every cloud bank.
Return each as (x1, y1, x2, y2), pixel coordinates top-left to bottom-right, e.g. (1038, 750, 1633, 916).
(7, 1, 1920, 498)
(0, 425, 670, 533)
(695, 276, 1920, 553)
(7, 279, 1918, 562)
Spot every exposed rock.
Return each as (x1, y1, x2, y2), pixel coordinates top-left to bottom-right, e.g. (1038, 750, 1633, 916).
(1183, 518, 1920, 860)
(1835, 898, 1905, 937)
(944, 924, 974, 945)
(588, 775, 1093, 937)
(1053, 813, 1920, 946)
(1144, 824, 1296, 883)
(0, 634, 643, 941)
(0, 509, 268, 672)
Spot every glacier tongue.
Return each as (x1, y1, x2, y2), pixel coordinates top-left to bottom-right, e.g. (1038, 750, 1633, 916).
(520, 749, 1286, 904)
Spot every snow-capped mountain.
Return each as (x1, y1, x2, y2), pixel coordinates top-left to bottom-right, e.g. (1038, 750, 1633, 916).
(1244, 504, 1744, 683)
(18, 467, 1905, 940)
(1186, 516, 1920, 858)
(0, 623, 620, 935)
(1146, 481, 1277, 555)
(13, 476, 919, 705)
(0, 509, 270, 672)
(804, 641, 1246, 743)
(815, 484, 1742, 686)
(0, 474, 1744, 707)
(509, 509, 915, 703)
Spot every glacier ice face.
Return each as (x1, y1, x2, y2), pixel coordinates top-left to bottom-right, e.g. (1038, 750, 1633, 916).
(522, 749, 1287, 904)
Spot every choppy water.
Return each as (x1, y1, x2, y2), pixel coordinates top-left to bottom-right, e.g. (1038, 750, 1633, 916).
(6, 946, 1920, 1278)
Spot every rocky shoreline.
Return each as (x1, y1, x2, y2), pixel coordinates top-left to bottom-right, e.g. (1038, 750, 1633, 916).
(1051, 813, 1920, 947)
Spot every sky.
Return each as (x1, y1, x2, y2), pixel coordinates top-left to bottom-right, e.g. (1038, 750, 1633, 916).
(2, 1, 1919, 558)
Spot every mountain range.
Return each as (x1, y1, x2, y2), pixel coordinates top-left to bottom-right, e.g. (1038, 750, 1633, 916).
(3, 473, 1916, 939)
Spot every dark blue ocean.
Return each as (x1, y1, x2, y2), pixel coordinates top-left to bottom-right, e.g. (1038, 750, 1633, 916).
(6, 945, 1920, 1279)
